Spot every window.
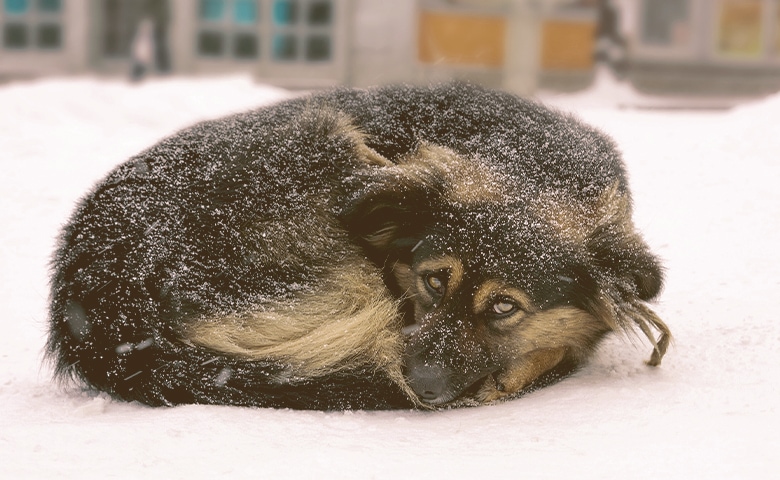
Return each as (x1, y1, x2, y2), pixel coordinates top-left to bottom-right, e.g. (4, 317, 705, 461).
(640, 0, 691, 48)
(196, 0, 335, 63)
(39, 0, 60, 12)
(198, 0, 260, 59)
(5, 0, 28, 15)
(271, 32, 296, 59)
(2, 0, 63, 49)
(272, 0, 296, 24)
(271, 0, 333, 62)
(775, 3, 780, 56)
(716, 0, 763, 58)
(235, 0, 257, 24)
(200, 0, 224, 21)
(3, 22, 27, 47)
(305, 34, 329, 61)
(37, 21, 59, 47)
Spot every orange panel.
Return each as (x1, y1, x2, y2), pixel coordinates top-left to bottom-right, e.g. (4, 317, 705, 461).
(418, 11, 506, 67)
(540, 19, 596, 71)
(717, 0, 763, 57)
(776, 4, 780, 55)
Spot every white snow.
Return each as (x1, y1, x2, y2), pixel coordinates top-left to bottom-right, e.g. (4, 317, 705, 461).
(1, 74, 778, 479)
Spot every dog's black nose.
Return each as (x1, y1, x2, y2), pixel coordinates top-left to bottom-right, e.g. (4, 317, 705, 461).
(407, 364, 451, 403)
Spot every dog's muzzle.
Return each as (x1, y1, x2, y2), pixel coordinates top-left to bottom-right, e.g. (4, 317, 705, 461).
(406, 364, 454, 404)
(405, 358, 498, 405)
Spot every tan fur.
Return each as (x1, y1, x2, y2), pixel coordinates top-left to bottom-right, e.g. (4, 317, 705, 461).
(534, 181, 632, 244)
(300, 102, 393, 167)
(413, 255, 464, 297)
(335, 117, 393, 167)
(475, 306, 609, 402)
(391, 262, 415, 294)
(477, 347, 568, 403)
(355, 141, 393, 167)
(181, 257, 418, 401)
(363, 224, 400, 251)
(395, 143, 509, 206)
(592, 181, 633, 233)
(619, 301, 672, 367)
(592, 281, 671, 366)
(495, 306, 608, 358)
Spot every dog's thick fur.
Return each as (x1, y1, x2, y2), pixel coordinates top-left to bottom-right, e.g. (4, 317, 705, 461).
(47, 83, 670, 409)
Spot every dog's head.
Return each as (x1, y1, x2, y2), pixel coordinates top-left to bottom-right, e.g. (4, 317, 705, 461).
(342, 143, 668, 406)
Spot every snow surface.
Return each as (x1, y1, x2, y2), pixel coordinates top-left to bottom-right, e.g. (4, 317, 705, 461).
(1, 75, 778, 479)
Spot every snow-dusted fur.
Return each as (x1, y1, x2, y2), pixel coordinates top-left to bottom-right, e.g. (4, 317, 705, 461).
(47, 83, 669, 409)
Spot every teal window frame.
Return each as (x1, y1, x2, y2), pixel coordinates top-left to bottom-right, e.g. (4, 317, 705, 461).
(196, 0, 335, 63)
(2, 0, 63, 50)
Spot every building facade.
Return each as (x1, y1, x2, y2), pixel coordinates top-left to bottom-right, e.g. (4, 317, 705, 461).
(2, 0, 780, 96)
(621, 0, 780, 94)
(0, 0, 354, 87)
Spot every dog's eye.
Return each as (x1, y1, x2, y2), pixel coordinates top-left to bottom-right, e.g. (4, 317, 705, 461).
(492, 299, 517, 316)
(424, 273, 446, 296)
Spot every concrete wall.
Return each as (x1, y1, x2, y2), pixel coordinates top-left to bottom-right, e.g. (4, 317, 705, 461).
(346, 0, 544, 96)
(349, 0, 418, 87)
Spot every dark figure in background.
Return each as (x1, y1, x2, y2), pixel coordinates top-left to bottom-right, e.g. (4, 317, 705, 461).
(130, 0, 171, 81)
(146, 0, 171, 73)
(595, 0, 627, 77)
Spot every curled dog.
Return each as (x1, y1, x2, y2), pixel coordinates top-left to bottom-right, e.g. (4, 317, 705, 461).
(47, 83, 670, 409)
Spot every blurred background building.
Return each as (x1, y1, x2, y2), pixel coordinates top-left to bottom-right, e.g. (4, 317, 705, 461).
(2, 0, 780, 97)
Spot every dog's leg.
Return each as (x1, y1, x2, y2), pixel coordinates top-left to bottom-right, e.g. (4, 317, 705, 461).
(477, 347, 567, 403)
(626, 302, 671, 367)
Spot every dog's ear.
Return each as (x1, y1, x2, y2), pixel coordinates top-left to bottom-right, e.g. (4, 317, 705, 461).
(587, 222, 664, 302)
(581, 182, 663, 302)
(339, 175, 438, 263)
(341, 143, 501, 261)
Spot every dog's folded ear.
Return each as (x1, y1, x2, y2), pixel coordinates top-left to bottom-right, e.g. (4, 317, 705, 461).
(338, 171, 437, 263)
(586, 222, 664, 302)
(339, 142, 494, 260)
(570, 181, 661, 302)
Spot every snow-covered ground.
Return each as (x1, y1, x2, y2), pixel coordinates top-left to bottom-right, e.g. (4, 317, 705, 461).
(1, 75, 778, 479)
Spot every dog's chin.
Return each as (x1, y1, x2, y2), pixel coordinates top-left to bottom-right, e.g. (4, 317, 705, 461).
(418, 392, 458, 407)
(422, 373, 499, 408)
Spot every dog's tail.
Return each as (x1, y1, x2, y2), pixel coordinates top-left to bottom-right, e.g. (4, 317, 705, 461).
(46, 258, 415, 410)
(180, 259, 421, 408)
